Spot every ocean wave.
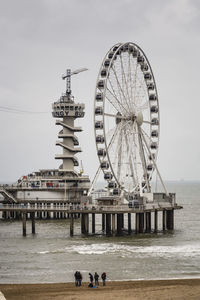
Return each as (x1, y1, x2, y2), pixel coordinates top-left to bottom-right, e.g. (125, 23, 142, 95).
(63, 243, 200, 258)
(36, 243, 200, 258)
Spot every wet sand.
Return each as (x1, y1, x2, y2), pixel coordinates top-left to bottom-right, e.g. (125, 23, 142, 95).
(0, 279, 200, 300)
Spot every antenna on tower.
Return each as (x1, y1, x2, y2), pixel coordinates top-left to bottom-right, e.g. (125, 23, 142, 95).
(62, 68, 88, 100)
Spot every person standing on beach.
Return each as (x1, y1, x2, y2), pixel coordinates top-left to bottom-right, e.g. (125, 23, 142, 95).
(77, 271, 82, 286)
(74, 271, 78, 286)
(89, 273, 93, 284)
(94, 272, 99, 286)
(101, 272, 106, 286)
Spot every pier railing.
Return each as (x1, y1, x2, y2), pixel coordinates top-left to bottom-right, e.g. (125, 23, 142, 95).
(0, 202, 177, 213)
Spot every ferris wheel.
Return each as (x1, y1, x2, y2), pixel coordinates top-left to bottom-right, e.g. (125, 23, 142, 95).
(93, 42, 162, 196)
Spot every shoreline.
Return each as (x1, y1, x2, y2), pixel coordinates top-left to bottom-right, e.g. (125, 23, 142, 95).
(1, 278, 200, 300)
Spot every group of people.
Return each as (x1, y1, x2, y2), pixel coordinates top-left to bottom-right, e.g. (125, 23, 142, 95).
(74, 271, 83, 286)
(74, 271, 107, 287)
(88, 272, 106, 287)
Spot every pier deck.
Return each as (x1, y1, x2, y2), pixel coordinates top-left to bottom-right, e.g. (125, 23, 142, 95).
(0, 203, 182, 237)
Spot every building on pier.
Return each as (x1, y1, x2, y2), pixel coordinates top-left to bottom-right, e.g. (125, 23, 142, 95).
(0, 68, 90, 218)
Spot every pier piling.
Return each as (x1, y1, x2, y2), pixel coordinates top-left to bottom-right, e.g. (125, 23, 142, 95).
(166, 209, 174, 230)
(154, 210, 158, 233)
(112, 213, 116, 236)
(145, 212, 151, 233)
(102, 213, 105, 232)
(128, 213, 131, 235)
(163, 210, 166, 231)
(92, 213, 95, 234)
(22, 213, 27, 236)
(139, 213, 144, 233)
(70, 213, 74, 237)
(31, 212, 35, 234)
(106, 213, 111, 235)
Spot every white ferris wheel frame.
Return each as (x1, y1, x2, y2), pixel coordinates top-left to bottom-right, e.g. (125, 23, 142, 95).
(93, 42, 166, 195)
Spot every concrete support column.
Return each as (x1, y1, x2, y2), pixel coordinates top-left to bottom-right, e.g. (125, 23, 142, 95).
(53, 203, 56, 219)
(92, 213, 95, 234)
(139, 213, 144, 233)
(106, 213, 111, 235)
(31, 212, 35, 234)
(40, 203, 43, 219)
(166, 209, 174, 230)
(112, 214, 116, 236)
(135, 213, 139, 234)
(47, 203, 50, 219)
(81, 213, 85, 234)
(102, 213, 105, 232)
(154, 210, 158, 233)
(22, 213, 27, 236)
(163, 210, 166, 231)
(117, 214, 123, 235)
(84, 213, 89, 235)
(70, 213, 74, 237)
(128, 213, 131, 235)
(145, 212, 151, 233)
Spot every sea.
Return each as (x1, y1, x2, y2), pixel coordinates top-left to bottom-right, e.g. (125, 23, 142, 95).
(0, 181, 200, 283)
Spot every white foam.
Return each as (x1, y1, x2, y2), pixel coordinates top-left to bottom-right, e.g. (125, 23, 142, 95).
(64, 243, 200, 258)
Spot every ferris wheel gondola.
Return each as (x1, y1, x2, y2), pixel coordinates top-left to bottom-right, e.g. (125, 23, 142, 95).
(94, 42, 161, 196)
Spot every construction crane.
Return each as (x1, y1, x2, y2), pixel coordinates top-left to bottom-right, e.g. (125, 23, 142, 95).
(62, 68, 88, 99)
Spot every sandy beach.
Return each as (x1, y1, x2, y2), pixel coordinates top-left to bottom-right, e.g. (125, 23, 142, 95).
(0, 279, 200, 300)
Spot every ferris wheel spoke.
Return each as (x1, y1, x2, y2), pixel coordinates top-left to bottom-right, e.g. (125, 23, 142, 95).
(109, 67, 125, 109)
(127, 122, 140, 187)
(123, 127, 137, 187)
(109, 123, 123, 179)
(104, 91, 121, 114)
(119, 55, 132, 112)
(104, 112, 130, 121)
(111, 65, 131, 112)
(106, 81, 128, 115)
(138, 100, 149, 112)
(143, 120, 151, 124)
(128, 54, 137, 113)
(133, 67, 147, 109)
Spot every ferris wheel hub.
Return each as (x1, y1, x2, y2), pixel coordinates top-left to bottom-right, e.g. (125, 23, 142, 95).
(136, 112, 143, 126)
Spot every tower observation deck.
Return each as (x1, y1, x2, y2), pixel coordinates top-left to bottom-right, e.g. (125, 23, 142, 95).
(52, 68, 87, 176)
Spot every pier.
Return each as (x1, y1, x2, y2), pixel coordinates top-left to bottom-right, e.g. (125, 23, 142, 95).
(0, 203, 182, 237)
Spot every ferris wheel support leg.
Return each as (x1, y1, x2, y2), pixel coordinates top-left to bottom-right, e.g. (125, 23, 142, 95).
(137, 125, 151, 193)
(141, 129, 168, 195)
(88, 166, 101, 196)
(124, 129, 137, 187)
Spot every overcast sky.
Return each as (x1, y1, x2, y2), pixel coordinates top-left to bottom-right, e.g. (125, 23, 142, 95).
(0, 0, 199, 183)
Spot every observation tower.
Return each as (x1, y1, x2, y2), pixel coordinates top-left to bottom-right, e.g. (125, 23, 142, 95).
(52, 68, 87, 176)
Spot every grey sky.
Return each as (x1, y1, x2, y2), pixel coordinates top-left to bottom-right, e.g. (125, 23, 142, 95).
(0, 0, 199, 182)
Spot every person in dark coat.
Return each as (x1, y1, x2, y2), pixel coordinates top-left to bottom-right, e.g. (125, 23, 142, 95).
(89, 273, 93, 283)
(77, 271, 82, 286)
(74, 271, 78, 286)
(101, 272, 106, 286)
(94, 272, 99, 286)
